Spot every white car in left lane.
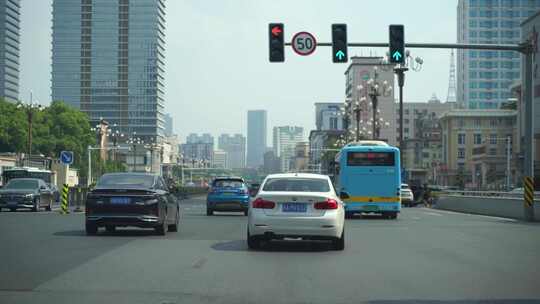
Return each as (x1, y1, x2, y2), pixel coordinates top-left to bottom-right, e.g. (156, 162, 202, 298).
(247, 173, 345, 250)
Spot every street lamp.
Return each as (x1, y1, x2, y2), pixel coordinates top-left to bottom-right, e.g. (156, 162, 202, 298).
(364, 67, 392, 139)
(17, 97, 43, 157)
(127, 132, 144, 172)
(144, 137, 161, 173)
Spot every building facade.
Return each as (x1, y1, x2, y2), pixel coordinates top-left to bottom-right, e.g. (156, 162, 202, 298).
(218, 134, 246, 169)
(181, 133, 214, 167)
(246, 110, 267, 168)
(273, 126, 303, 172)
(521, 11, 540, 185)
(164, 113, 173, 136)
(52, 0, 166, 142)
(397, 95, 456, 141)
(263, 150, 281, 174)
(212, 150, 228, 169)
(315, 102, 344, 131)
(344, 57, 397, 145)
(439, 109, 518, 189)
(457, 0, 540, 109)
(0, 0, 19, 103)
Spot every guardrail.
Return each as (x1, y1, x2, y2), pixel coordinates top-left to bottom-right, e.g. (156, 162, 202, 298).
(434, 190, 540, 200)
(433, 190, 539, 221)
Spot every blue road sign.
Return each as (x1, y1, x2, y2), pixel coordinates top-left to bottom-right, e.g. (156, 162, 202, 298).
(60, 151, 74, 165)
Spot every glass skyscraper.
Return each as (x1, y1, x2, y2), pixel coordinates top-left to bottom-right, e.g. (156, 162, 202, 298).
(0, 0, 20, 103)
(52, 0, 166, 141)
(457, 0, 540, 109)
(247, 110, 267, 168)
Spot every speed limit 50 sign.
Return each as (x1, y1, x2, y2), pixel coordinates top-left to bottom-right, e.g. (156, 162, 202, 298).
(292, 31, 317, 56)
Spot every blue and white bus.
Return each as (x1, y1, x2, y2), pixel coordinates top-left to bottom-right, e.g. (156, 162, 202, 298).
(334, 141, 401, 219)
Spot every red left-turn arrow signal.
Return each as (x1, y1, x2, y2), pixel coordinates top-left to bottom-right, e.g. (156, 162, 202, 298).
(271, 26, 282, 36)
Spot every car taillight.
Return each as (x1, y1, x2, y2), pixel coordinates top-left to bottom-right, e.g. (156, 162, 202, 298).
(252, 198, 275, 209)
(314, 199, 338, 210)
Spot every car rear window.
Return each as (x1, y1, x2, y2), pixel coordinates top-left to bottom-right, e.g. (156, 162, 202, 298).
(97, 174, 155, 188)
(347, 151, 395, 166)
(262, 178, 330, 192)
(213, 179, 244, 188)
(5, 179, 38, 189)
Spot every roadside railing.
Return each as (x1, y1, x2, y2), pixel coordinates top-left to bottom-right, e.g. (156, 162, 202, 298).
(436, 190, 540, 200)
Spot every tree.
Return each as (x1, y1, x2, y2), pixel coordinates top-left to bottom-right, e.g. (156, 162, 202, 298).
(0, 99, 27, 153)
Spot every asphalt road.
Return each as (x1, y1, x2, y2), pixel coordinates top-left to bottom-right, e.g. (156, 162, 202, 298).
(0, 196, 539, 304)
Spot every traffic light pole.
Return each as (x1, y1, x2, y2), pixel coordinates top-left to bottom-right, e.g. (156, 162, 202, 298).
(394, 66, 408, 149)
(283, 40, 534, 221)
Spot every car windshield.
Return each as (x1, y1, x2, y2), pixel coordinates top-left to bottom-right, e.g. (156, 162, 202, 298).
(213, 180, 244, 188)
(262, 178, 330, 192)
(4, 179, 38, 189)
(96, 174, 154, 188)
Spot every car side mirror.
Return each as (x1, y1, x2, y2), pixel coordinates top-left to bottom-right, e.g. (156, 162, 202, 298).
(40, 186, 47, 190)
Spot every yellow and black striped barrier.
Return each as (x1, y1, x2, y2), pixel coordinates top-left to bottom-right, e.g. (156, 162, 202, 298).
(61, 184, 69, 214)
(524, 176, 534, 207)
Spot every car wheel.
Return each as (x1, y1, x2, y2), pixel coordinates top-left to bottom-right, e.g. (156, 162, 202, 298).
(206, 208, 213, 216)
(86, 222, 98, 235)
(247, 232, 260, 250)
(155, 219, 167, 236)
(333, 229, 345, 251)
(32, 198, 40, 212)
(168, 210, 179, 232)
(244, 209, 248, 216)
(9, 208, 16, 212)
(105, 226, 116, 233)
(46, 200, 52, 211)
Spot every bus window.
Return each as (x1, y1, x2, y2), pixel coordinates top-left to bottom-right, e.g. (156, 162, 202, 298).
(346, 152, 395, 166)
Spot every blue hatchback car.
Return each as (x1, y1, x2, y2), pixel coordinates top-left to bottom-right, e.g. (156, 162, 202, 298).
(207, 177, 250, 216)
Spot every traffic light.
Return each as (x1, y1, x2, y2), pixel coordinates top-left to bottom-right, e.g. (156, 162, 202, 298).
(269, 23, 284, 62)
(331, 24, 348, 63)
(389, 25, 405, 64)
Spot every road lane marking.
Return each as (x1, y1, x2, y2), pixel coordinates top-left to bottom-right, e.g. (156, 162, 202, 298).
(422, 211, 443, 217)
(425, 208, 518, 222)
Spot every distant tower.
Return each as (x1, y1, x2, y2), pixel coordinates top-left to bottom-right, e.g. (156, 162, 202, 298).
(446, 49, 457, 103)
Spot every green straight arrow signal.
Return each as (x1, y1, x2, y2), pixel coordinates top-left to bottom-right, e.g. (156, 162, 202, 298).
(336, 50, 345, 60)
(392, 51, 402, 61)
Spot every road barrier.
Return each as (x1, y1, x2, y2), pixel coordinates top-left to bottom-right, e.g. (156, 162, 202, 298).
(61, 184, 69, 214)
(435, 191, 540, 221)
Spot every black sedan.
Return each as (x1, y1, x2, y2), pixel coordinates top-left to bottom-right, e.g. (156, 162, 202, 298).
(0, 178, 54, 212)
(85, 173, 180, 236)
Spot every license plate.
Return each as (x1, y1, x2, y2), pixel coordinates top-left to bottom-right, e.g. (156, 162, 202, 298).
(110, 197, 131, 204)
(364, 205, 379, 211)
(282, 203, 307, 213)
(222, 192, 235, 195)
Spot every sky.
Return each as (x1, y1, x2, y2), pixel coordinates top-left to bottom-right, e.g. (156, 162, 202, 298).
(19, 0, 457, 143)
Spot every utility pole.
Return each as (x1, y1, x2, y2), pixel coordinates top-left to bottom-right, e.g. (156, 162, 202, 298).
(506, 136, 511, 192)
(394, 66, 408, 148)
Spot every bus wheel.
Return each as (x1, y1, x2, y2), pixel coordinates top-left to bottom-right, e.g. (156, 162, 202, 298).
(345, 212, 354, 219)
(388, 212, 398, 220)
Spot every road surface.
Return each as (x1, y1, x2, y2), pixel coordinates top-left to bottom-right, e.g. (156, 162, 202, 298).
(1, 196, 539, 304)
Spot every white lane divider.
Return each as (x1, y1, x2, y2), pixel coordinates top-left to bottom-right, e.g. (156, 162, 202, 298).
(422, 208, 517, 222)
(422, 211, 443, 217)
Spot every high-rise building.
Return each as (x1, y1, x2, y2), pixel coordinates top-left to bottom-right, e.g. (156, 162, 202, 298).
(273, 126, 303, 172)
(218, 134, 246, 169)
(315, 102, 344, 131)
(164, 113, 173, 136)
(181, 133, 214, 166)
(247, 110, 267, 168)
(52, 0, 166, 142)
(0, 0, 20, 103)
(212, 150, 228, 169)
(344, 57, 396, 145)
(457, 0, 540, 109)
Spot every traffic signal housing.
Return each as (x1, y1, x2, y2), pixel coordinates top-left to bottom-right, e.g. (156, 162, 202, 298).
(389, 25, 405, 64)
(269, 23, 284, 62)
(332, 24, 348, 63)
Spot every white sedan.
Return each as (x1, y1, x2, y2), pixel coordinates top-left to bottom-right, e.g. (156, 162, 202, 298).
(247, 173, 345, 250)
